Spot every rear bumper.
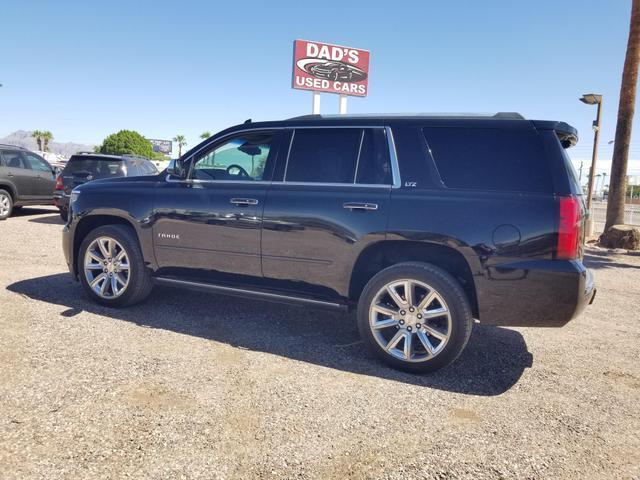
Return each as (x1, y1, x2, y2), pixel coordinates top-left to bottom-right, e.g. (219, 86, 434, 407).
(53, 192, 69, 210)
(476, 259, 595, 327)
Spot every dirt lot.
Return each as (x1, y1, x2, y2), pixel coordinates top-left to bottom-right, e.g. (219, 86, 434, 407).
(1, 207, 639, 479)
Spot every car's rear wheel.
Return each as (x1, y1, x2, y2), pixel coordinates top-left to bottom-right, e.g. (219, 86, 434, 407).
(357, 262, 473, 373)
(59, 209, 68, 222)
(0, 190, 13, 220)
(78, 225, 153, 307)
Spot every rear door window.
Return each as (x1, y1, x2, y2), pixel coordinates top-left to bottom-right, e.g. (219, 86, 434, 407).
(2, 151, 29, 169)
(356, 129, 392, 185)
(422, 127, 553, 193)
(23, 153, 52, 172)
(285, 128, 361, 183)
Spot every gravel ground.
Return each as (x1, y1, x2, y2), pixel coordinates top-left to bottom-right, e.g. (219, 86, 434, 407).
(1, 207, 639, 480)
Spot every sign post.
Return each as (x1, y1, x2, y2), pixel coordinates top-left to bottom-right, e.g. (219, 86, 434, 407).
(292, 39, 369, 114)
(312, 91, 321, 114)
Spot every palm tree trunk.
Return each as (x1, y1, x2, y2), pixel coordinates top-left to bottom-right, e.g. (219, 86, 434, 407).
(606, 0, 640, 230)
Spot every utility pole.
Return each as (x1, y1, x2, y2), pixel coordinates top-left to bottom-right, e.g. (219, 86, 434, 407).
(606, 0, 640, 230)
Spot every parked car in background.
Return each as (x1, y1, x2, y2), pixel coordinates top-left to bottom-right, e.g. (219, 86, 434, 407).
(62, 113, 595, 373)
(54, 153, 158, 221)
(0, 144, 56, 220)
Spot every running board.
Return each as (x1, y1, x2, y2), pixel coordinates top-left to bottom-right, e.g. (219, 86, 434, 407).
(154, 277, 348, 311)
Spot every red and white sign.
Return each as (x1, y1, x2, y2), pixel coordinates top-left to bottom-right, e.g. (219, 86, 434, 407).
(292, 39, 370, 97)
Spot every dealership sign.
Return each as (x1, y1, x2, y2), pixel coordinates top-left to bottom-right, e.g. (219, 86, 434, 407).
(148, 139, 172, 155)
(292, 40, 370, 97)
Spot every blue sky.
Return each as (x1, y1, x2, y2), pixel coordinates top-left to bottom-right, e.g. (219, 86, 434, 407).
(1, 0, 639, 179)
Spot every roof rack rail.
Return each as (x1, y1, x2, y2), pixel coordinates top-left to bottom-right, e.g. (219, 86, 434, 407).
(0, 143, 26, 149)
(287, 112, 525, 120)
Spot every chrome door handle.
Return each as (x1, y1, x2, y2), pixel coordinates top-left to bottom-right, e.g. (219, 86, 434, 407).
(230, 198, 259, 206)
(343, 202, 378, 211)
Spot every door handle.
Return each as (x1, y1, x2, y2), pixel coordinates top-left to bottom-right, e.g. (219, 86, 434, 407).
(230, 198, 259, 206)
(343, 202, 378, 211)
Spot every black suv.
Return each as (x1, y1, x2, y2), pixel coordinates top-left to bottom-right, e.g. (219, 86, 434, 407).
(54, 153, 158, 221)
(0, 144, 56, 220)
(62, 114, 595, 372)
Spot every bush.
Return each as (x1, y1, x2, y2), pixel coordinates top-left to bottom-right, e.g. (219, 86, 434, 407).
(98, 130, 153, 158)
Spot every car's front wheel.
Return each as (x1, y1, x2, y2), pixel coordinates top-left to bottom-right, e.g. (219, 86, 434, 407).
(357, 262, 473, 373)
(0, 189, 13, 220)
(78, 225, 153, 307)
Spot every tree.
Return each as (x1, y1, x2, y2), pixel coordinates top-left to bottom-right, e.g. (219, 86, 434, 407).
(31, 130, 44, 151)
(606, 0, 640, 230)
(173, 135, 187, 157)
(42, 131, 53, 151)
(200, 131, 211, 140)
(98, 130, 153, 158)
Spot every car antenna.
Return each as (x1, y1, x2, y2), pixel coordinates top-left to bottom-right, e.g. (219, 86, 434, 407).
(244, 118, 252, 124)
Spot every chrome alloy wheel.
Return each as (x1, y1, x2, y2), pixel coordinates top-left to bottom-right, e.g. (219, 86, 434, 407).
(0, 192, 10, 217)
(369, 279, 452, 363)
(83, 236, 131, 299)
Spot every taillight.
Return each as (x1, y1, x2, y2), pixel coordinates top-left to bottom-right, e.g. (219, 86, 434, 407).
(55, 175, 64, 190)
(557, 196, 581, 259)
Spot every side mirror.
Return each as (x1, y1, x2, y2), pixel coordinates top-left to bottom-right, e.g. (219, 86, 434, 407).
(166, 158, 187, 179)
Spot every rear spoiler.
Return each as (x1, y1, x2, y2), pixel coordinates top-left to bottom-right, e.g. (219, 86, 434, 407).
(532, 120, 578, 148)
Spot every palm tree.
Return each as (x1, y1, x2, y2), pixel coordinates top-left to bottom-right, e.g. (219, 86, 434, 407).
(200, 131, 211, 140)
(606, 0, 640, 229)
(42, 131, 53, 152)
(31, 130, 44, 151)
(173, 135, 187, 157)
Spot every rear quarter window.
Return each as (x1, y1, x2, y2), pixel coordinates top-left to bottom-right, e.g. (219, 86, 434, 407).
(422, 127, 553, 193)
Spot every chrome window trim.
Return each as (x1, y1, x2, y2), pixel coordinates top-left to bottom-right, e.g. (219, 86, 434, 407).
(282, 129, 295, 181)
(352, 129, 365, 183)
(270, 181, 391, 189)
(165, 174, 390, 189)
(385, 126, 401, 189)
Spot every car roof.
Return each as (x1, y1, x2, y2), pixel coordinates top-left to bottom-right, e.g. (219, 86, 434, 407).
(180, 112, 577, 158)
(69, 153, 152, 163)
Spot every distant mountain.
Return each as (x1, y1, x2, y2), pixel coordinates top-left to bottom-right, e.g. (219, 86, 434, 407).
(0, 130, 94, 158)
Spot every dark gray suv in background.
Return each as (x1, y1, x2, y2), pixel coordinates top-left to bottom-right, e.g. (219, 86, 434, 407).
(54, 153, 158, 221)
(0, 144, 56, 220)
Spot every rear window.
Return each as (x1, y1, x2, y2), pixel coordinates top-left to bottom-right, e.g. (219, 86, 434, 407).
(64, 157, 125, 177)
(422, 127, 553, 193)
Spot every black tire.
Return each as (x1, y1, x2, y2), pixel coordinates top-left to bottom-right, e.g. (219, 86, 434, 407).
(357, 262, 473, 373)
(59, 209, 68, 222)
(0, 189, 13, 220)
(78, 225, 153, 307)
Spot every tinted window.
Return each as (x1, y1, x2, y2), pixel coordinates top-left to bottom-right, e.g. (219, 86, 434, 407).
(193, 133, 274, 181)
(127, 162, 142, 176)
(2, 151, 28, 169)
(423, 127, 552, 193)
(356, 129, 392, 185)
(286, 129, 361, 183)
(64, 157, 125, 178)
(24, 153, 51, 172)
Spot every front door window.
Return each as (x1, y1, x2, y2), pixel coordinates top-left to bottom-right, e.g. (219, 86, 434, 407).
(192, 133, 275, 181)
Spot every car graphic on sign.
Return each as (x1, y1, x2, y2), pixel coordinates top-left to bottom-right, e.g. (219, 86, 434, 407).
(296, 58, 368, 83)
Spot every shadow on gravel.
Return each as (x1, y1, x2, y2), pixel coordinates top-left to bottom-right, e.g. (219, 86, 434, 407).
(10, 207, 57, 218)
(8, 273, 533, 396)
(584, 252, 640, 270)
(28, 214, 64, 225)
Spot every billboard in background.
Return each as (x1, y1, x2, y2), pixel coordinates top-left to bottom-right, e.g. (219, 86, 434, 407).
(292, 40, 370, 97)
(148, 139, 172, 155)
